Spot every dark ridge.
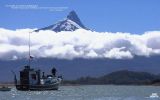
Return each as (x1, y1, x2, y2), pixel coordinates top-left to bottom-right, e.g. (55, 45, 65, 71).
(67, 10, 86, 28)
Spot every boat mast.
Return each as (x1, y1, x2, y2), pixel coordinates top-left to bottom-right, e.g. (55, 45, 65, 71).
(28, 31, 31, 66)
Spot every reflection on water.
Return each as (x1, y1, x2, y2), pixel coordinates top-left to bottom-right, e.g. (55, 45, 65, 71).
(0, 85, 160, 100)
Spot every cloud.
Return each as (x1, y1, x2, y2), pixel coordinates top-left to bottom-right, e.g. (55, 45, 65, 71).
(0, 28, 160, 60)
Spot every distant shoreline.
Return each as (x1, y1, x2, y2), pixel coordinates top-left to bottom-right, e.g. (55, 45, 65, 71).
(0, 84, 160, 87)
(62, 70, 160, 86)
(1, 70, 160, 86)
(0, 83, 159, 87)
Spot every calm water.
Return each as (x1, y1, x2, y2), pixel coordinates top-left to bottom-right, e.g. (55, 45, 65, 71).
(0, 85, 160, 100)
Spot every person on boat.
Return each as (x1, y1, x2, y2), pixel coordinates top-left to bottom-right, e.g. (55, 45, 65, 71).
(42, 72, 45, 78)
(51, 67, 57, 77)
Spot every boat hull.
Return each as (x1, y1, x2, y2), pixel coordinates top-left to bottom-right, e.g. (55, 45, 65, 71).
(16, 83, 59, 91)
(0, 88, 11, 91)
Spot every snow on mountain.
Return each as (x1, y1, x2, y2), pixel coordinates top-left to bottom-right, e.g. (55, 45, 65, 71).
(36, 10, 88, 32)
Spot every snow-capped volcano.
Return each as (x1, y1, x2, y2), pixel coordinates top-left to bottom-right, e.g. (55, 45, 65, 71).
(37, 10, 88, 32)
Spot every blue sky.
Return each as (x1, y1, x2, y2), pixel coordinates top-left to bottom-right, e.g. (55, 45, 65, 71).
(0, 0, 160, 33)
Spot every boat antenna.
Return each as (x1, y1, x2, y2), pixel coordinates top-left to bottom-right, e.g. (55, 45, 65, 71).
(28, 31, 31, 67)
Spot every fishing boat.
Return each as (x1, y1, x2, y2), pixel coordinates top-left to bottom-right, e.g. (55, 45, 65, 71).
(14, 66, 62, 91)
(0, 86, 11, 91)
(12, 31, 62, 91)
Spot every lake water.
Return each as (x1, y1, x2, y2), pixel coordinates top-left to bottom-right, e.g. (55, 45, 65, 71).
(0, 85, 160, 100)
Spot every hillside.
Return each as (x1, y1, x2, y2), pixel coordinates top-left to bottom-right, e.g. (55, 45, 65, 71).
(63, 70, 160, 85)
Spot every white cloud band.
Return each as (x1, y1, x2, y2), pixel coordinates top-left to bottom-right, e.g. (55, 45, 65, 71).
(0, 28, 160, 60)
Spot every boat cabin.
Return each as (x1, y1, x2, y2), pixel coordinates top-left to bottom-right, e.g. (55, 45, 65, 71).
(20, 66, 41, 86)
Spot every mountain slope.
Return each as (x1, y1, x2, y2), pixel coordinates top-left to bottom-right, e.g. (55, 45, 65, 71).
(99, 70, 157, 85)
(36, 10, 88, 32)
(63, 70, 160, 85)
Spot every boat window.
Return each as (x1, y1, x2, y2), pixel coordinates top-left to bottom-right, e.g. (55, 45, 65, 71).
(31, 74, 36, 80)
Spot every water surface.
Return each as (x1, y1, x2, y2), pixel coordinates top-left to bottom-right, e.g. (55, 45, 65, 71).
(0, 85, 160, 100)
